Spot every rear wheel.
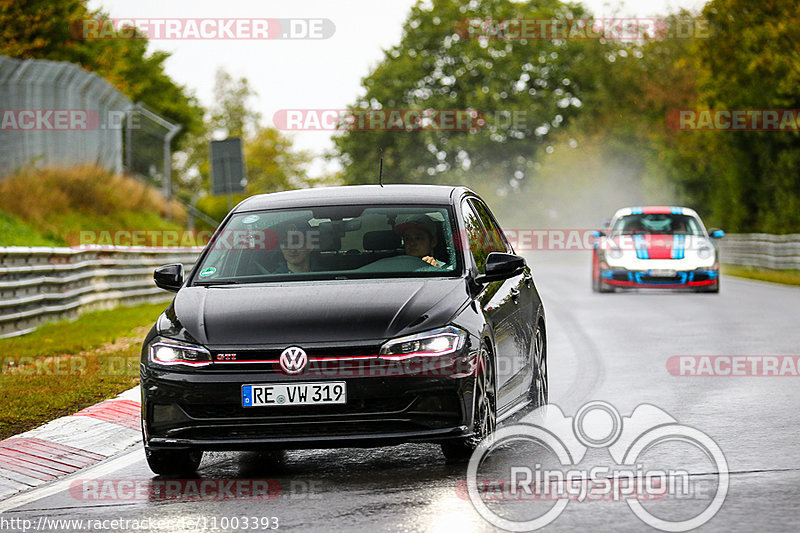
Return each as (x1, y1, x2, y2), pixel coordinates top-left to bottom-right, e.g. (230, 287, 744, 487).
(528, 323, 548, 408)
(145, 448, 203, 476)
(441, 343, 496, 463)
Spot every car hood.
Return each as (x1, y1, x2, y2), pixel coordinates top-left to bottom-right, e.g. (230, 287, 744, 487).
(164, 277, 470, 347)
(607, 234, 710, 260)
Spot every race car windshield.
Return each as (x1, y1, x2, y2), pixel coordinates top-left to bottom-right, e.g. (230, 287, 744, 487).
(610, 214, 704, 236)
(192, 205, 462, 284)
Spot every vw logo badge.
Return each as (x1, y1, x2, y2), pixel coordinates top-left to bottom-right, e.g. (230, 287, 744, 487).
(279, 346, 307, 374)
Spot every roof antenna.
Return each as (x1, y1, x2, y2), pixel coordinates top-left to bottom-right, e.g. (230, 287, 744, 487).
(378, 147, 384, 187)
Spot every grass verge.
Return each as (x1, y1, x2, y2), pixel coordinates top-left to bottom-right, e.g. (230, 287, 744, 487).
(0, 302, 168, 440)
(722, 264, 800, 286)
(0, 165, 187, 247)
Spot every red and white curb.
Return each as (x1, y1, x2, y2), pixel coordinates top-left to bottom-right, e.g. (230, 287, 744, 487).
(0, 387, 141, 500)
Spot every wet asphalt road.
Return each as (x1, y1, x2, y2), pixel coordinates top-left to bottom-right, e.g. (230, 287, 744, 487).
(3, 251, 800, 532)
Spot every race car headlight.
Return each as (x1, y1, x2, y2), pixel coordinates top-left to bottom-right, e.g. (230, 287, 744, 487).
(698, 246, 713, 259)
(379, 326, 467, 360)
(607, 246, 623, 259)
(149, 338, 212, 368)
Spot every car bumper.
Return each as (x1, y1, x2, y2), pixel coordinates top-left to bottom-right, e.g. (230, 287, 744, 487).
(599, 268, 719, 288)
(141, 367, 477, 451)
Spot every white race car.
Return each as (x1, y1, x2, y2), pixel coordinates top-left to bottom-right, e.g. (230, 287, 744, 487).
(591, 206, 724, 293)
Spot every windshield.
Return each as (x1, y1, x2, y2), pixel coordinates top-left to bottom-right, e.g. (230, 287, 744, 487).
(192, 205, 461, 284)
(610, 214, 704, 236)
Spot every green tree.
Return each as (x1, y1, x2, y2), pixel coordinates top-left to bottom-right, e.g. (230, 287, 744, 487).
(695, 0, 800, 232)
(334, 0, 604, 196)
(0, 0, 202, 139)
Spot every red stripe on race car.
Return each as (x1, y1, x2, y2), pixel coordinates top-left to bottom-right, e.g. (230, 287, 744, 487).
(643, 235, 673, 259)
(640, 206, 675, 214)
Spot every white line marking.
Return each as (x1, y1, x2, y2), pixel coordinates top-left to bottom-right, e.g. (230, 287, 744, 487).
(0, 447, 144, 513)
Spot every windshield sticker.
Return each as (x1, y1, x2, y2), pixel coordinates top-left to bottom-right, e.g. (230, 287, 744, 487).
(242, 215, 260, 224)
(199, 266, 217, 277)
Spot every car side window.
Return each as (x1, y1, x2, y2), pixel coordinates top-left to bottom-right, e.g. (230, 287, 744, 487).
(468, 199, 512, 253)
(461, 199, 505, 274)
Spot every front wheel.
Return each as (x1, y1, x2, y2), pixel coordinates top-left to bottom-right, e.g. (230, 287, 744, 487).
(145, 448, 203, 476)
(441, 343, 496, 463)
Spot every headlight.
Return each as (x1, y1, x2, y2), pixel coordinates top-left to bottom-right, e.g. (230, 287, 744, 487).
(607, 245, 623, 259)
(698, 246, 713, 259)
(149, 338, 212, 368)
(379, 326, 468, 360)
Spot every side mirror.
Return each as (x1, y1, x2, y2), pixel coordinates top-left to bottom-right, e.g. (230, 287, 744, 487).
(709, 228, 725, 239)
(475, 252, 526, 284)
(154, 263, 184, 292)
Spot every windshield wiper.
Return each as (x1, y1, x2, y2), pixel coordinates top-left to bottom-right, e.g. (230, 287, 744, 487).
(194, 279, 241, 286)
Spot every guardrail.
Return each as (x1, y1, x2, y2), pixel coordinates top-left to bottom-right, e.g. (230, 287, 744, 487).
(718, 233, 800, 270)
(0, 246, 202, 339)
(0, 233, 796, 339)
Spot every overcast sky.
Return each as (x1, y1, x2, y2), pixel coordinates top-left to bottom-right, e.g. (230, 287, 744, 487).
(87, 0, 706, 176)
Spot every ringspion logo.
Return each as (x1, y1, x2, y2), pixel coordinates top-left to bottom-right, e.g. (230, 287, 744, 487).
(466, 402, 728, 531)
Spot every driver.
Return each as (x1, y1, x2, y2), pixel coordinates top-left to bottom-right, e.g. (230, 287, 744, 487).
(276, 220, 319, 273)
(394, 214, 442, 267)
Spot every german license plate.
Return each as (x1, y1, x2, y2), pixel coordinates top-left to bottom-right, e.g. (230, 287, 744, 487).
(242, 382, 346, 407)
(649, 269, 677, 277)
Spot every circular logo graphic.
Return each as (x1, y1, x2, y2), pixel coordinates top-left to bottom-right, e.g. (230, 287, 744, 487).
(199, 266, 216, 277)
(279, 346, 307, 375)
(573, 400, 622, 448)
(466, 403, 729, 532)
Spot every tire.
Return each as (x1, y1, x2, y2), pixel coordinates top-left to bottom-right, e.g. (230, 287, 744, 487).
(592, 253, 613, 293)
(145, 447, 203, 476)
(697, 279, 720, 293)
(527, 322, 548, 408)
(441, 343, 496, 463)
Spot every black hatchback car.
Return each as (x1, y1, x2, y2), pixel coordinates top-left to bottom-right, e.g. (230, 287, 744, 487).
(141, 185, 547, 474)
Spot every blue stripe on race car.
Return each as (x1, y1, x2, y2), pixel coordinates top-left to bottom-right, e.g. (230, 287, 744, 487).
(633, 234, 649, 259)
(631, 207, 643, 215)
(671, 207, 682, 214)
(672, 234, 685, 259)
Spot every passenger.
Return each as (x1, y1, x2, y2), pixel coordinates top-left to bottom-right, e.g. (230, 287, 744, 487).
(394, 214, 442, 267)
